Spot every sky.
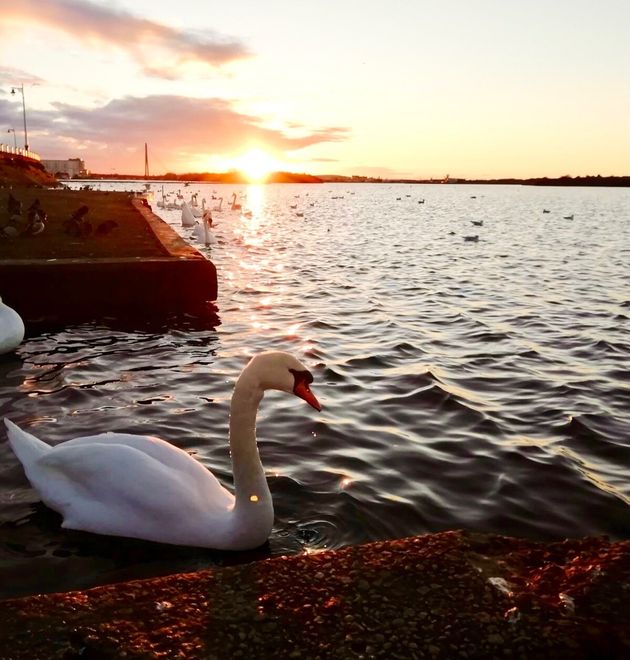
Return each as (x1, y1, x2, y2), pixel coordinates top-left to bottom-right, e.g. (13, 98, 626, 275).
(0, 0, 628, 178)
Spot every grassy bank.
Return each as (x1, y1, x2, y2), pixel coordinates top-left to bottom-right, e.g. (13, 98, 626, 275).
(0, 156, 57, 188)
(0, 187, 166, 259)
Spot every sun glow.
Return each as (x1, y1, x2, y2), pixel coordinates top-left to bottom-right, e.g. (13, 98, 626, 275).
(234, 149, 279, 182)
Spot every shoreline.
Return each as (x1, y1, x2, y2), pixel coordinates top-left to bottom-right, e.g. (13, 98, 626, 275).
(0, 530, 628, 658)
(0, 187, 217, 324)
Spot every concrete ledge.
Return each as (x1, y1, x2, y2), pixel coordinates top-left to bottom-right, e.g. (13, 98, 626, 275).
(0, 200, 217, 323)
(0, 531, 628, 658)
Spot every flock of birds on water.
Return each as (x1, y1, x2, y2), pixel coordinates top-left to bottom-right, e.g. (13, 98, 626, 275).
(0, 185, 579, 551)
(156, 186, 577, 249)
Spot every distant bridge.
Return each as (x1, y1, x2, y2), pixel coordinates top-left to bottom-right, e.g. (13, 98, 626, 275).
(0, 143, 40, 162)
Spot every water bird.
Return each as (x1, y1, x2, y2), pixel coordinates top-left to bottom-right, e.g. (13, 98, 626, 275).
(190, 194, 202, 218)
(464, 235, 479, 242)
(4, 352, 321, 550)
(27, 213, 46, 236)
(95, 220, 118, 236)
(6, 193, 21, 217)
(243, 210, 253, 219)
(563, 214, 574, 220)
(64, 206, 92, 238)
(26, 199, 46, 235)
(212, 197, 223, 212)
(181, 202, 195, 227)
(418, 199, 425, 204)
(0, 297, 25, 355)
(543, 209, 550, 214)
(230, 193, 242, 211)
(296, 212, 304, 217)
(192, 215, 216, 246)
(471, 220, 483, 226)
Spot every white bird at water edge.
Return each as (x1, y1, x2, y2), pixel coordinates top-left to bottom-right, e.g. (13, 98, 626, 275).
(192, 215, 216, 246)
(3, 352, 321, 550)
(0, 297, 25, 355)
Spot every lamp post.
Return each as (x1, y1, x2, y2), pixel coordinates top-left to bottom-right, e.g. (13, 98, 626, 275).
(10, 84, 29, 151)
(7, 128, 17, 150)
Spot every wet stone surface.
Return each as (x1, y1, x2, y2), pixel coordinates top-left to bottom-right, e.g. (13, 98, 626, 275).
(0, 530, 628, 659)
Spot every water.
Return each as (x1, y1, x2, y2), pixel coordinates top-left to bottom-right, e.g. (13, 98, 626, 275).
(1, 182, 629, 599)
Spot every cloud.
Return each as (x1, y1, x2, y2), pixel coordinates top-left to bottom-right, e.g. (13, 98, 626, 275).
(0, 94, 349, 172)
(0, 66, 47, 87)
(6, 0, 250, 78)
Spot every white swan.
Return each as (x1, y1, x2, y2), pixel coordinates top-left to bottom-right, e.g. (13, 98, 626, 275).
(181, 202, 196, 227)
(212, 197, 223, 212)
(191, 195, 203, 218)
(230, 193, 242, 211)
(192, 215, 216, 246)
(4, 351, 321, 550)
(0, 297, 25, 355)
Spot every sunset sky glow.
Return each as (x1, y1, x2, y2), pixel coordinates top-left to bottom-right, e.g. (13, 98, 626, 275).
(1, 0, 628, 178)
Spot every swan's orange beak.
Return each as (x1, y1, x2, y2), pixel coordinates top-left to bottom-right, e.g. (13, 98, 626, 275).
(294, 381, 321, 411)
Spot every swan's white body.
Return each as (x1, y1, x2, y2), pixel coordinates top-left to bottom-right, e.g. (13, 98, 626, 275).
(4, 352, 320, 550)
(192, 216, 216, 246)
(0, 297, 25, 355)
(212, 197, 223, 212)
(181, 202, 196, 227)
(230, 193, 241, 211)
(191, 195, 202, 218)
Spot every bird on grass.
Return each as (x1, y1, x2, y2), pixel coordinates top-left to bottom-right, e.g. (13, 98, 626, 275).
(64, 205, 92, 238)
(95, 220, 118, 236)
(25, 199, 47, 236)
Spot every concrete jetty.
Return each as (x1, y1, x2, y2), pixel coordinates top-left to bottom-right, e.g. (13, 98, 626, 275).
(0, 531, 628, 658)
(0, 189, 217, 324)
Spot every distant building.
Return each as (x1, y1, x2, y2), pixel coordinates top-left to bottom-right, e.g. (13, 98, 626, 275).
(41, 158, 87, 179)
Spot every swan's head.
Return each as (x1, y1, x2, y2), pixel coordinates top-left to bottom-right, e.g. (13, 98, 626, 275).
(242, 351, 321, 411)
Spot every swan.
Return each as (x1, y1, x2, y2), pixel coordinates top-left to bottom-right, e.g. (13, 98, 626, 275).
(0, 297, 25, 355)
(191, 195, 203, 218)
(212, 197, 223, 212)
(4, 352, 321, 550)
(181, 202, 196, 227)
(192, 215, 216, 246)
(230, 193, 242, 211)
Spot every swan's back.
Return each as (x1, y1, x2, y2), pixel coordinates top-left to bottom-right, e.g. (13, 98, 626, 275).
(0, 301, 25, 355)
(4, 422, 237, 546)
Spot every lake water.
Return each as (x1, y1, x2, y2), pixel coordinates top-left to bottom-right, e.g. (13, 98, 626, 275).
(1, 182, 629, 599)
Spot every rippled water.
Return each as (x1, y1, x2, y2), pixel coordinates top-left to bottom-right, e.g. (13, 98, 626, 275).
(1, 182, 629, 598)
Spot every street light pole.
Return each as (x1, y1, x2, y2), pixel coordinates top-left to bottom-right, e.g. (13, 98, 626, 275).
(10, 84, 29, 151)
(7, 128, 17, 149)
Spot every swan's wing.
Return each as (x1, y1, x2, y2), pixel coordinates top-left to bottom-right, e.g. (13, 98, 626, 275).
(61, 433, 227, 491)
(30, 442, 233, 544)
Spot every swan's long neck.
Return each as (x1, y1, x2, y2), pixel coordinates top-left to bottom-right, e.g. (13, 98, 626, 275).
(229, 380, 272, 517)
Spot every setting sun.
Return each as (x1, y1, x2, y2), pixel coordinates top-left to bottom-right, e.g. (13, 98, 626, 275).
(234, 149, 278, 182)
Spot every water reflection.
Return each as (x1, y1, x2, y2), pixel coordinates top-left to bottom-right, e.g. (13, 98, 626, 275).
(2, 181, 630, 597)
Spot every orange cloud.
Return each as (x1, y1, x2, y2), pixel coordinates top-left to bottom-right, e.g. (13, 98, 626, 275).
(0, 94, 349, 172)
(6, 0, 250, 77)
